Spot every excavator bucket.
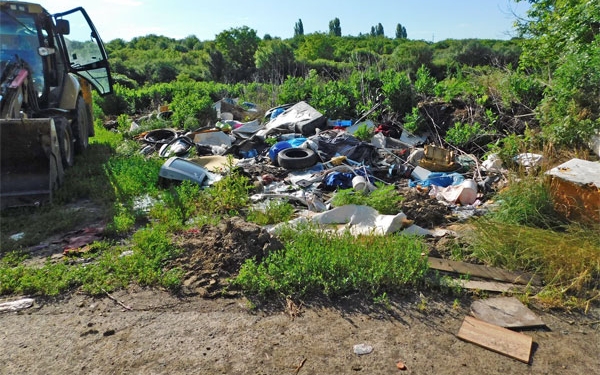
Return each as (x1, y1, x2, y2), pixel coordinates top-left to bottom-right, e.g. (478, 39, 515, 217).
(0, 118, 64, 209)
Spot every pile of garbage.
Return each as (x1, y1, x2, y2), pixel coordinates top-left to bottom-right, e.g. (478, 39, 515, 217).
(130, 99, 523, 235)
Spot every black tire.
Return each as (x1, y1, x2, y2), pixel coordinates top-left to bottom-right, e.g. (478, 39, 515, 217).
(54, 117, 75, 168)
(72, 96, 90, 154)
(277, 147, 318, 170)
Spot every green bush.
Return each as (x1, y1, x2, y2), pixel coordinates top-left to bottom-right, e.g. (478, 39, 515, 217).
(234, 228, 429, 298)
(170, 91, 216, 130)
(414, 64, 436, 97)
(445, 121, 485, 147)
(381, 69, 414, 118)
(403, 106, 425, 134)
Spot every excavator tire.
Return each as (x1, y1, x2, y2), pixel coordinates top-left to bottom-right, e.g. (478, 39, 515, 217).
(54, 116, 75, 168)
(73, 96, 91, 154)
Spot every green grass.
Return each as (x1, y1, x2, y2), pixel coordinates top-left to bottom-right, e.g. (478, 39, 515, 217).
(246, 199, 295, 225)
(466, 175, 600, 309)
(488, 175, 566, 229)
(331, 182, 404, 214)
(233, 227, 429, 298)
(0, 225, 183, 296)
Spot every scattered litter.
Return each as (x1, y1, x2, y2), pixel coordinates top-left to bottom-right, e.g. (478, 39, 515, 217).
(396, 360, 407, 371)
(9, 232, 25, 241)
(159, 157, 208, 185)
(429, 179, 478, 205)
(0, 297, 34, 313)
(514, 153, 543, 168)
(311, 205, 407, 236)
(353, 343, 373, 355)
(62, 224, 105, 253)
(481, 153, 503, 172)
(119, 250, 134, 258)
(193, 130, 232, 148)
(419, 144, 459, 172)
(470, 297, 545, 328)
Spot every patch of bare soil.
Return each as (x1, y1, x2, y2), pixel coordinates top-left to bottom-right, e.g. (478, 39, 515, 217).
(169, 217, 283, 297)
(1, 287, 598, 375)
(399, 188, 451, 229)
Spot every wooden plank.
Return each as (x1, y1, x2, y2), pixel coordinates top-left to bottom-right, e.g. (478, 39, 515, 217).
(457, 315, 533, 363)
(471, 297, 545, 328)
(428, 257, 542, 286)
(457, 280, 524, 293)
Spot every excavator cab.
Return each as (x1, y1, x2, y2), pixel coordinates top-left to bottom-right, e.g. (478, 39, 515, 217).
(0, 1, 113, 209)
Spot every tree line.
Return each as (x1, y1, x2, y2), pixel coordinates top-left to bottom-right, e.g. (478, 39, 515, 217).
(99, 0, 598, 149)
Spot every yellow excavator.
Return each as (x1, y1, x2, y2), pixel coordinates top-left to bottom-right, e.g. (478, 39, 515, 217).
(0, 1, 113, 208)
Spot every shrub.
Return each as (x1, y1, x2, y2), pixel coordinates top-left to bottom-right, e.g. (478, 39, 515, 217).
(445, 121, 484, 147)
(234, 229, 429, 298)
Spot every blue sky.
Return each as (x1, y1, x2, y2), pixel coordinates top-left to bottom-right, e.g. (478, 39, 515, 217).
(43, 0, 530, 42)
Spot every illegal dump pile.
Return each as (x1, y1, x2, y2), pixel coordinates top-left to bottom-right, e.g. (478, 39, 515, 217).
(120, 98, 598, 302)
(135, 99, 500, 232)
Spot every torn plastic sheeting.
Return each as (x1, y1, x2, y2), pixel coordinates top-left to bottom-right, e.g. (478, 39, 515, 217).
(250, 192, 308, 206)
(514, 153, 544, 168)
(430, 179, 478, 205)
(231, 120, 262, 139)
(193, 130, 233, 148)
(308, 130, 377, 166)
(323, 169, 372, 190)
(399, 129, 428, 146)
(409, 171, 464, 188)
(312, 204, 407, 236)
(481, 153, 503, 172)
(260, 101, 327, 136)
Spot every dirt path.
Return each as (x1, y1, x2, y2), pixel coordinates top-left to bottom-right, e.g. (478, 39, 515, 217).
(1, 287, 598, 375)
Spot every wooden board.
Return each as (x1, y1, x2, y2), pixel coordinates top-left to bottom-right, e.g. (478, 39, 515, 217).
(457, 280, 524, 293)
(457, 315, 533, 363)
(471, 297, 545, 328)
(428, 257, 542, 286)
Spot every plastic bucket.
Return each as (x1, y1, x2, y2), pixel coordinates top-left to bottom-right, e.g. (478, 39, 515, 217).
(352, 176, 368, 191)
(458, 179, 478, 205)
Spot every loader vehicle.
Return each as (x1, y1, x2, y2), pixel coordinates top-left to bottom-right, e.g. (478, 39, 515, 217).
(0, 1, 113, 208)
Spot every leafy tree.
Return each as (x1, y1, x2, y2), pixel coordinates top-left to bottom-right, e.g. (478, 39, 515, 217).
(294, 19, 304, 37)
(389, 40, 433, 74)
(395, 23, 407, 39)
(456, 40, 494, 66)
(516, 0, 600, 146)
(206, 47, 226, 82)
(296, 33, 335, 61)
(375, 23, 385, 36)
(215, 26, 260, 82)
(255, 39, 296, 84)
(329, 17, 342, 37)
